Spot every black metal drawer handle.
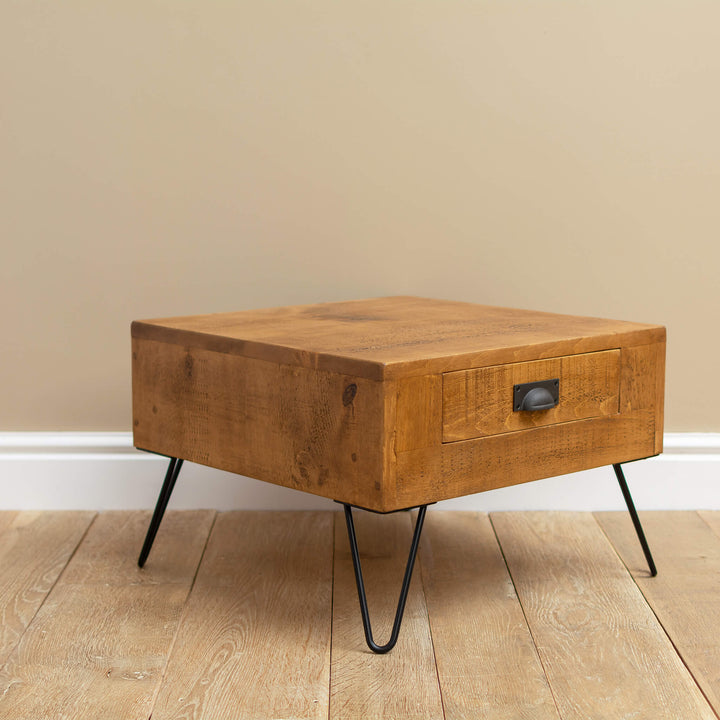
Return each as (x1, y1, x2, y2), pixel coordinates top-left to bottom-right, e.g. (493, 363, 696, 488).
(514, 379, 559, 412)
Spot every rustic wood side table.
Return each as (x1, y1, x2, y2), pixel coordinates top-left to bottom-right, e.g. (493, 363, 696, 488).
(131, 296, 665, 653)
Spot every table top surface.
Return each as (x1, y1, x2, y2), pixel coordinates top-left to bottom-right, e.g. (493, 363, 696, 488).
(132, 296, 664, 380)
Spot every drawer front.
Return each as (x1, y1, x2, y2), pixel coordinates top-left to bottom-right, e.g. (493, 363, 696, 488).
(442, 349, 620, 442)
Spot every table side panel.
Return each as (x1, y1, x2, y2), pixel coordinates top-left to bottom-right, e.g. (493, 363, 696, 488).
(656, 341, 666, 453)
(620, 341, 666, 455)
(395, 410, 656, 507)
(132, 338, 390, 510)
(392, 338, 664, 508)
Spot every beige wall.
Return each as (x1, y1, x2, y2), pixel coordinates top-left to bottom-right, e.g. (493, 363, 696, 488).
(2, 2, 717, 431)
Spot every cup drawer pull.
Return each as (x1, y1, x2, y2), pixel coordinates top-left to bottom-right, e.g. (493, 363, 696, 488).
(514, 379, 559, 412)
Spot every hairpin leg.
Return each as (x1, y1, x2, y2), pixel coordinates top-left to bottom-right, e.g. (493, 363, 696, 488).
(342, 503, 427, 654)
(613, 463, 657, 576)
(138, 457, 184, 567)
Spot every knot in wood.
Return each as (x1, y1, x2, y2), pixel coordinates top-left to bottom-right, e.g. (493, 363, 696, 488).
(342, 383, 357, 406)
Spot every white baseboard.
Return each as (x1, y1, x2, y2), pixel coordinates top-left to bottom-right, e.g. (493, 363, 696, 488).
(0, 432, 718, 511)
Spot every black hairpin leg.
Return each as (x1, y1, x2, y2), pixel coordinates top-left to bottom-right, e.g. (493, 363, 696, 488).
(138, 457, 184, 567)
(613, 463, 657, 576)
(343, 504, 427, 654)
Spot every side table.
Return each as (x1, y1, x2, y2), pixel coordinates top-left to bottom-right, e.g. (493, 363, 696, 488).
(131, 296, 665, 653)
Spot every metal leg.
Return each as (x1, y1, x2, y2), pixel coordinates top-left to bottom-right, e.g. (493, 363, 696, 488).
(613, 463, 657, 576)
(343, 504, 427, 654)
(138, 457, 184, 568)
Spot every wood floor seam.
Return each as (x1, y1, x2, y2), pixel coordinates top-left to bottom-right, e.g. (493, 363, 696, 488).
(698, 510, 720, 542)
(327, 512, 337, 720)
(597, 510, 720, 719)
(487, 513, 565, 720)
(593, 511, 720, 719)
(0, 511, 96, 675)
(416, 531, 446, 720)
(145, 510, 218, 720)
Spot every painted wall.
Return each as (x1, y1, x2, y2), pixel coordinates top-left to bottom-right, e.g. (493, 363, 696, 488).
(2, 2, 718, 431)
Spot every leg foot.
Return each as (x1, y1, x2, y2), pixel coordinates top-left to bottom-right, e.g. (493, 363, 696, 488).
(343, 504, 427, 654)
(138, 457, 183, 567)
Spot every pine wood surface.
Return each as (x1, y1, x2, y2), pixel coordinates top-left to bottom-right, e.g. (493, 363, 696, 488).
(2, 509, 716, 720)
(133, 298, 665, 512)
(132, 296, 665, 380)
(133, 338, 389, 510)
(395, 410, 656, 508)
(619, 342, 666, 455)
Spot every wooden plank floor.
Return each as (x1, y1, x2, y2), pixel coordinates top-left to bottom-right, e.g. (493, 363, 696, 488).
(1, 510, 719, 720)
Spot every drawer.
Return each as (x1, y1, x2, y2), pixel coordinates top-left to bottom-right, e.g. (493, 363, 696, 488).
(442, 350, 621, 442)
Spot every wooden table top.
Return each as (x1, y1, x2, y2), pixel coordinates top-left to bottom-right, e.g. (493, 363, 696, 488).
(132, 296, 664, 381)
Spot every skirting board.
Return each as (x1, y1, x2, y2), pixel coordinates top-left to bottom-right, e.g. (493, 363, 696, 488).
(0, 432, 718, 511)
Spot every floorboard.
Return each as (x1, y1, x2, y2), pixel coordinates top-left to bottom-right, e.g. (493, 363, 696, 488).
(596, 510, 720, 716)
(0, 510, 214, 720)
(420, 511, 559, 720)
(1, 509, 719, 720)
(490, 511, 716, 720)
(150, 512, 333, 720)
(0, 511, 94, 666)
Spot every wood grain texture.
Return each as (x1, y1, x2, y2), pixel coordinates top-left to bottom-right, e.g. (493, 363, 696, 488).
(420, 512, 559, 720)
(330, 511, 443, 720)
(3, 510, 720, 719)
(596, 511, 720, 714)
(396, 410, 656, 507)
(133, 298, 664, 512)
(654, 342, 666, 453)
(442, 350, 620, 442)
(395, 374, 442, 452)
(490, 512, 715, 720)
(133, 338, 391, 510)
(0, 511, 214, 720)
(61, 510, 214, 584)
(132, 296, 665, 381)
(150, 512, 333, 720)
(0, 511, 94, 667)
(619, 342, 666, 455)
